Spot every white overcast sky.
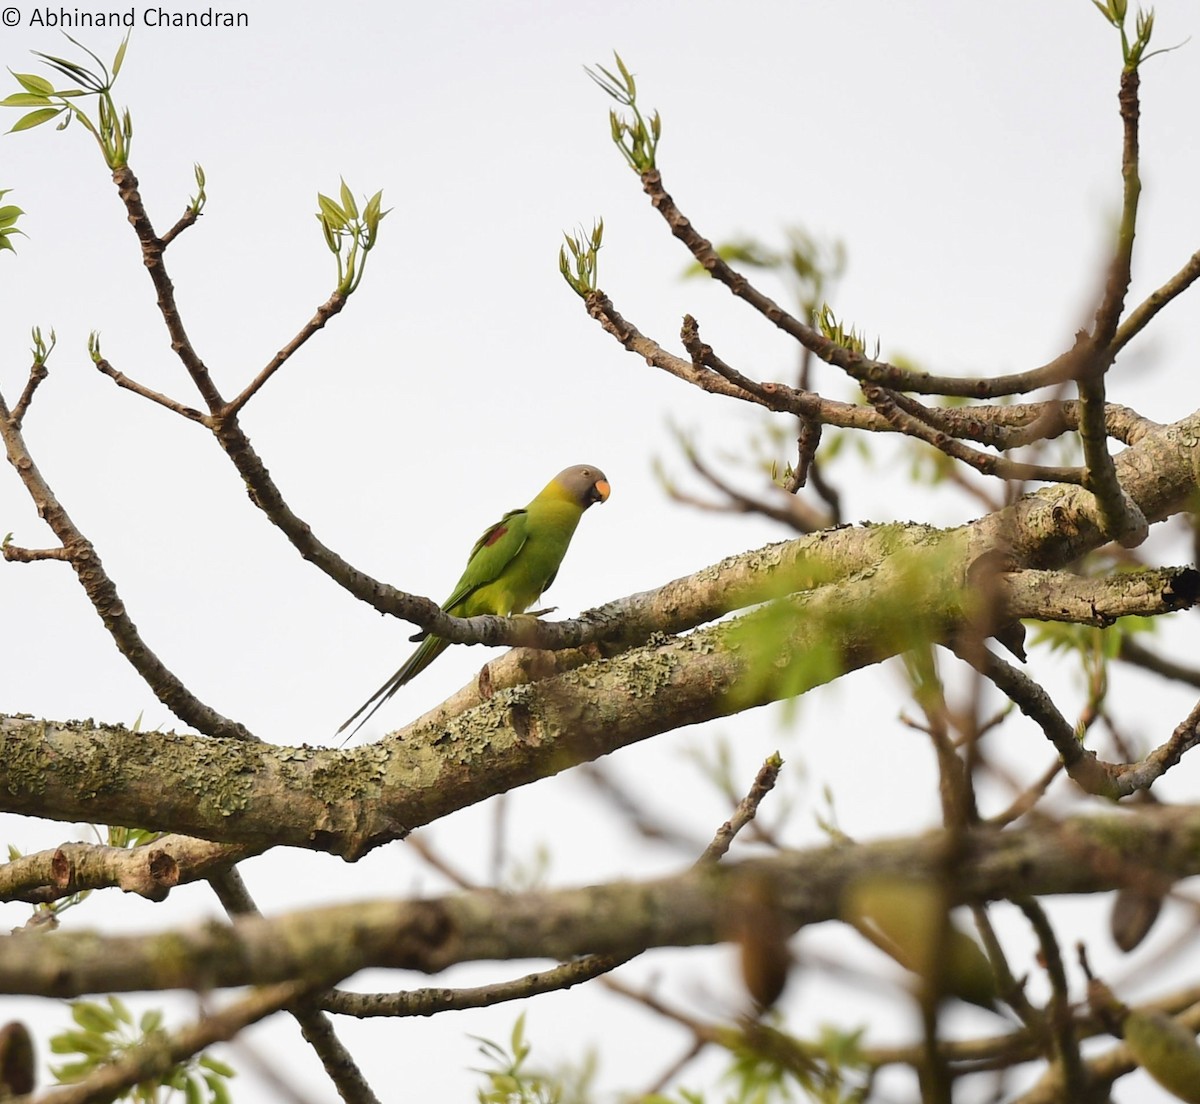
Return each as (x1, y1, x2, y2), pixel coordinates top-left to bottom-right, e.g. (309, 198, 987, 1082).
(2, 1, 1200, 1100)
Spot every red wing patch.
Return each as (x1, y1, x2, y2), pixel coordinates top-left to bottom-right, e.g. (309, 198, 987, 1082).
(482, 523, 509, 547)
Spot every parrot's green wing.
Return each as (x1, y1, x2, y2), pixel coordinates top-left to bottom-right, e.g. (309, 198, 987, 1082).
(439, 507, 531, 616)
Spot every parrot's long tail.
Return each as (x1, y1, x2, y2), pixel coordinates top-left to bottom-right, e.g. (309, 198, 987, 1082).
(336, 634, 451, 745)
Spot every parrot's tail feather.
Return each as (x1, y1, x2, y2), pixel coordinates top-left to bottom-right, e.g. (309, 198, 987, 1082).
(335, 635, 451, 746)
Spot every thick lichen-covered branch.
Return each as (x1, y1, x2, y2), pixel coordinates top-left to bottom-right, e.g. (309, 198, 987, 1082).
(6, 806, 1200, 997)
(0, 556, 1193, 857)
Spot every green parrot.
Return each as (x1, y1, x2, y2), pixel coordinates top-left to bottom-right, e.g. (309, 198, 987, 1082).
(337, 464, 610, 741)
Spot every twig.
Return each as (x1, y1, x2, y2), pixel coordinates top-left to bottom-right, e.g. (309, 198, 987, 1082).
(406, 832, 479, 890)
(579, 764, 700, 851)
(94, 358, 207, 423)
(864, 385, 1088, 486)
(26, 980, 310, 1104)
(223, 292, 347, 418)
(640, 168, 1088, 399)
(0, 835, 254, 905)
(790, 415, 821, 491)
(158, 204, 199, 248)
(323, 953, 629, 1018)
(696, 753, 783, 864)
(1109, 694, 1200, 793)
(1016, 899, 1086, 1099)
(0, 387, 257, 742)
(9, 360, 48, 427)
(112, 166, 226, 411)
(1118, 635, 1200, 688)
(674, 441, 831, 532)
(1113, 246, 1200, 354)
(208, 868, 382, 1104)
(950, 645, 1117, 797)
(1, 544, 71, 562)
(1075, 68, 1148, 545)
(984, 761, 1063, 828)
(591, 291, 1155, 457)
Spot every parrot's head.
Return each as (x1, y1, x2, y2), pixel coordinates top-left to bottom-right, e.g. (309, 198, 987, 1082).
(555, 464, 610, 509)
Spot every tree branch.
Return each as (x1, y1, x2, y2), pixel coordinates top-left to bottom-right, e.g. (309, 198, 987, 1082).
(0, 836, 253, 905)
(7, 807, 1200, 997)
(638, 169, 1089, 399)
(1073, 67, 1148, 546)
(0, 387, 257, 742)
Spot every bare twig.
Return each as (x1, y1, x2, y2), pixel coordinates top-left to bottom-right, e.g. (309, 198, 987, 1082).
(405, 833, 479, 890)
(864, 385, 1088, 486)
(224, 292, 347, 418)
(697, 754, 784, 864)
(158, 204, 200, 249)
(579, 764, 700, 851)
(322, 954, 629, 1019)
(0, 388, 257, 742)
(0, 835, 254, 905)
(1118, 635, 1200, 689)
(94, 358, 207, 423)
(9, 361, 48, 427)
(1016, 900, 1086, 1099)
(1110, 695, 1200, 793)
(951, 645, 1117, 797)
(208, 867, 382, 1104)
(1, 544, 71, 562)
(1113, 246, 1200, 354)
(640, 169, 1089, 399)
(1075, 69, 1148, 546)
(673, 441, 832, 532)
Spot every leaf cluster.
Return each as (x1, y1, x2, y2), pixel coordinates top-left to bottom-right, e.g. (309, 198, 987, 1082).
(316, 178, 389, 296)
(558, 219, 603, 298)
(584, 52, 660, 173)
(2, 34, 132, 167)
(50, 996, 234, 1104)
(0, 188, 23, 254)
(472, 1013, 595, 1104)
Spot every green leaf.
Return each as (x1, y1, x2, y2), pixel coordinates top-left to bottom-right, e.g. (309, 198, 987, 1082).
(208, 1072, 233, 1104)
(198, 1055, 235, 1078)
(615, 52, 635, 97)
(10, 107, 64, 132)
(11, 71, 55, 95)
(139, 1009, 163, 1035)
(316, 192, 346, 228)
(49, 1058, 95, 1082)
(111, 33, 130, 78)
(51, 1029, 111, 1059)
(184, 1072, 204, 1104)
(71, 1000, 118, 1035)
(107, 994, 133, 1025)
(1, 92, 54, 107)
(339, 177, 359, 219)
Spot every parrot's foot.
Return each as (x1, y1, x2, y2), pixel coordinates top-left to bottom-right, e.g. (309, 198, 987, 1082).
(522, 606, 557, 619)
(510, 611, 554, 648)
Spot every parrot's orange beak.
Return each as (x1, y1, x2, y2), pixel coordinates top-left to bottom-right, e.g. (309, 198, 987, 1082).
(592, 478, 611, 504)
